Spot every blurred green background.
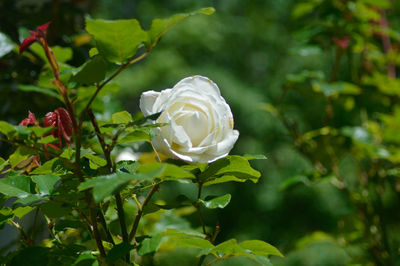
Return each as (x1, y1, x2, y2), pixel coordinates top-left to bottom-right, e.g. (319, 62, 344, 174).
(1, 0, 400, 265)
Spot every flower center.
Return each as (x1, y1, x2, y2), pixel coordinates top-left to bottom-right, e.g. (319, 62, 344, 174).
(174, 110, 208, 147)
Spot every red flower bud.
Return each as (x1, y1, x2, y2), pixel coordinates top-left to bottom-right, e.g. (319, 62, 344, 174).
(44, 108, 73, 149)
(19, 111, 39, 126)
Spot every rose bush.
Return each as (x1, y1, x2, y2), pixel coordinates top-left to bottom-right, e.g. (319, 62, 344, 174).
(140, 75, 239, 163)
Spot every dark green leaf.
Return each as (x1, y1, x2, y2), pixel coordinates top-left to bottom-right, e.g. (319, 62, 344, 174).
(72, 56, 107, 85)
(107, 242, 134, 263)
(79, 171, 151, 202)
(14, 194, 47, 207)
(86, 18, 148, 63)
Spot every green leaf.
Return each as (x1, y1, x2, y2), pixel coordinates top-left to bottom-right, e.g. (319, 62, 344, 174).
(13, 206, 34, 219)
(199, 194, 231, 209)
(112, 111, 133, 124)
(107, 242, 134, 263)
(37, 135, 58, 144)
(9, 146, 35, 168)
(116, 160, 140, 174)
(0, 32, 14, 58)
(0, 157, 7, 172)
(203, 175, 246, 186)
(72, 251, 96, 266)
(176, 237, 214, 249)
(30, 126, 55, 137)
(138, 162, 195, 180)
(72, 56, 107, 85)
(86, 18, 148, 63)
(18, 84, 60, 99)
(89, 47, 99, 57)
(30, 158, 68, 175)
(0, 208, 13, 229)
(243, 154, 268, 160)
(118, 130, 151, 144)
(41, 202, 71, 218)
(201, 156, 261, 182)
(0, 174, 31, 197)
(239, 240, 283, 258)
(0, 121, 16, 136)
(200, 239, 248, 257)
(31, 174, 60, 195)
(147, 7, 215, 48)
(14, 194, 47, 207)
(83, 154, 107, 170)
(138, 234, 162, 256)
(30, 43, 73, 63)
(79, 171, 151, 203)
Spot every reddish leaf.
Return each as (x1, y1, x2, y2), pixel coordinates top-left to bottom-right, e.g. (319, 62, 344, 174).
(36, 22, 51, 34)
(19, 35, 37, 55)
(19, 111, 39, 126)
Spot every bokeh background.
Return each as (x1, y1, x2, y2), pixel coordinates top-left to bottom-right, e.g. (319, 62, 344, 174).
(1, 0, 400, 265)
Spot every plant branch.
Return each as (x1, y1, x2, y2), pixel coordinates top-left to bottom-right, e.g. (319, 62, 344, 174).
(88, 109, 129, 255)
(128, 183, 160, 242)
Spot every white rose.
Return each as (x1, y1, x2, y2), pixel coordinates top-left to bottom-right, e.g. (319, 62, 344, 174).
(139, 75, 239, 163)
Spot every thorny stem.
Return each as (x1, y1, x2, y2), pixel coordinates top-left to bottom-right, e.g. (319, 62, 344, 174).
(196, 183, 207, 236)
(88, 109, 128, 260)
(38, 38, 107, 258)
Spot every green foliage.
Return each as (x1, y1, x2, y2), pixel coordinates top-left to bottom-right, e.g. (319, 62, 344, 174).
(86, 18, 148, 63)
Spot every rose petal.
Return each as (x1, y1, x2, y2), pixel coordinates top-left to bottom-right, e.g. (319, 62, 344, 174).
(174, 75, 221, 97)
(139, 90, 160, 116)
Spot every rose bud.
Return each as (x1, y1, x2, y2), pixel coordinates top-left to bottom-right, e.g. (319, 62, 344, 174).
(44, 107, 73, 149)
